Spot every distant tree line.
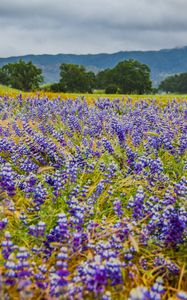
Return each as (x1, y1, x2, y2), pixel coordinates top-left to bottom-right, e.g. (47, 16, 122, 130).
(159, 73, 187, 93)
(0, 58, 187, 94)
(47, 59, 152, 94)
(0, 59, 152, 93)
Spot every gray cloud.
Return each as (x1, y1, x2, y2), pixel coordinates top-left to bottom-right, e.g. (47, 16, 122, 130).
(0, 0, 187, 56)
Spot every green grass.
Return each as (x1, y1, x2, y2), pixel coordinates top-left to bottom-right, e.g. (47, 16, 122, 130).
(0, 84, 21, 94)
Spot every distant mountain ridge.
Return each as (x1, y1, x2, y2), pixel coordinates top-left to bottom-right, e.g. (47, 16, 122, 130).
(1, 46, 187, 86)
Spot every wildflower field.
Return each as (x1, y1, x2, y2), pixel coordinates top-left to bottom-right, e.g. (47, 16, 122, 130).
(0, 93, 187, 300)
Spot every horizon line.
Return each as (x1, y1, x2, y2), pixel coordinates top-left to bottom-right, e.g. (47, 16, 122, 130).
(0, 45, 186, 59)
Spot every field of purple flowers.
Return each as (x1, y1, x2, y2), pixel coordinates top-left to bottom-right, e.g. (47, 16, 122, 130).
(0, 95, 187, 300)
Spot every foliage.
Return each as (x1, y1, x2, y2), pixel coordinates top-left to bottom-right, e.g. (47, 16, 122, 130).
(0, 68, 10, 86)
(96, 59, 152, 94)
(57, 60, 152, 94)
(49, 82, 66, 92)
(113, 59, 152, 94)
(159, 72, 187, 93)
(0, 58, 151, 94)
(96, 68, 113, 89)
(0, 60, 43, 91)
(59, 63, 96, 93)
(105, 84, 118, 94)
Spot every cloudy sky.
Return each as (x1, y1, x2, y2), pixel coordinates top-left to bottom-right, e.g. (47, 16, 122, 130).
(0, 0, 187, 57)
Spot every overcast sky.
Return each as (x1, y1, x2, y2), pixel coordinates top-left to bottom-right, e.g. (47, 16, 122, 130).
(0, 0, 187, 57)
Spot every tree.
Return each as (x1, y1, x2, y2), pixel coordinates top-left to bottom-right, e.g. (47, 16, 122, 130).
(159, 73, 187, 93)
(2, 60, 43, 91)
(85, 71, 96, 93)
(59, 63, 96, 93)
(0, 68, 10, 85)
(96, 69, 113, 89)
(96, 60, 152, 94)
(49, 83, 66, 93)
(112, 59, 152, 94)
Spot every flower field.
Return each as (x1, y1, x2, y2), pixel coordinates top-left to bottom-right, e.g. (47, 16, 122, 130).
(0, 94, 187, 299)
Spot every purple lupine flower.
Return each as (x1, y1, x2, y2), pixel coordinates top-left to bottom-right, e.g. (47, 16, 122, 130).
(128, 286, 150, 300)
(113, 199, 123, 218)
(177, 291, 187, 300)
(1, 232, 14, 259)
(0, 218, 8, 230)
(102, 139, 114, 154)
(0, 163, 16, 197)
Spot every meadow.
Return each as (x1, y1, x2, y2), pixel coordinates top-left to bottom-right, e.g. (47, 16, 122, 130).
(0, 89, 187, 299)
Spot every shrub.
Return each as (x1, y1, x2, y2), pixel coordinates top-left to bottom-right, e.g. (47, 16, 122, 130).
(105, 84, 118, 94)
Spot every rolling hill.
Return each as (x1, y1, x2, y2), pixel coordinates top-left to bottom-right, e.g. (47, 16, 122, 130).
(1, 46, 187, 86)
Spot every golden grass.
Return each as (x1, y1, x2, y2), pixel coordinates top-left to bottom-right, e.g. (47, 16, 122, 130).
(0, 84, 187, 104)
